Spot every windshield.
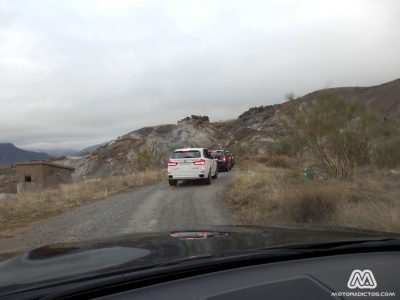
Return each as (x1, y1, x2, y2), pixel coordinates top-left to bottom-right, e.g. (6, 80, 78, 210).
(210, 151, 224, 158)
(171, 150, 201, 159)
(0, 0, 399, 274)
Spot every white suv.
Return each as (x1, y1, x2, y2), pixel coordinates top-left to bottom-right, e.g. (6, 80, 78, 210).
(167, 148, 218, 186)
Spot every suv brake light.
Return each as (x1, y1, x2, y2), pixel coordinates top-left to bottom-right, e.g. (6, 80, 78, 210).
(168, 161, 178, 166)
(193, 159, 206, 166)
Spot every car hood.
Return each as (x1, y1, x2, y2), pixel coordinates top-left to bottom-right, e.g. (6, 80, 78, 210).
(0, 225, 397, 293)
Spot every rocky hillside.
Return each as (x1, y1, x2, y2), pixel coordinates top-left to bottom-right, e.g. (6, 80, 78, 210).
(61, 120, 233, 178)
(61, 78, 400, 178)
(0, 143, 50, 167)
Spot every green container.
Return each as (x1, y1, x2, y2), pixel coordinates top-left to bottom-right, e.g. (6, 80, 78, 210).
(304, 168, 310, 184)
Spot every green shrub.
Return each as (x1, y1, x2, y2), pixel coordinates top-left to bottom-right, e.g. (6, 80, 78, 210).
(179, 115, 210, 122)
(133, 148, 153, 170)
(239, 106, 265, 118)
(284, 94, 379, 179)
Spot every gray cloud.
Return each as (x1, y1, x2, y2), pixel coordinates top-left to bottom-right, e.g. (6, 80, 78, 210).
(1, 0, 400, 151)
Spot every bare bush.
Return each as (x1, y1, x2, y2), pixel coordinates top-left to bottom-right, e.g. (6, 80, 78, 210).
(284, 186, 340, 223)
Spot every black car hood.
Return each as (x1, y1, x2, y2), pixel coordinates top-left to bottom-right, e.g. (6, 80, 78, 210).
(0, 225, 398, 294)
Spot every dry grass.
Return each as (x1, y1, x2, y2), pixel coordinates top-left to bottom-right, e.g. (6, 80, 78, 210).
(254, 155, 296, 168)
(0, 170, 164, 232)
(238, 155, 298, 173)
(225, 162, 400, 233)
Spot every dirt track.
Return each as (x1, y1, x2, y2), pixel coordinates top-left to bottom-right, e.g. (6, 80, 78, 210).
(0, 170, 235, 254)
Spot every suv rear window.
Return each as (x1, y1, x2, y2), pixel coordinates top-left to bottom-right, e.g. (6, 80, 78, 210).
(172, 150, 201, 159)
(210, 151, 224, 158)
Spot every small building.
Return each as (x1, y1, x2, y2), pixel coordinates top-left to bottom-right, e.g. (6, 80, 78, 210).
(16, 161, 75, 193)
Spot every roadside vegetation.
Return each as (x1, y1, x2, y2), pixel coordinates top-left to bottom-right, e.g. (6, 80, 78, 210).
(0, 170, 163, 232)
(226, 95, 400, 232)
(278, 94, 400, 177)
(226, 158, 400, 232)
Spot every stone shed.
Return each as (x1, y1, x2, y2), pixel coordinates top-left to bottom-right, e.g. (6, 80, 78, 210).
(16, 161, 75, 193)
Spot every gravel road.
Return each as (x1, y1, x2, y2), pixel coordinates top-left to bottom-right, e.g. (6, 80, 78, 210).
(0, 170, 235, 254)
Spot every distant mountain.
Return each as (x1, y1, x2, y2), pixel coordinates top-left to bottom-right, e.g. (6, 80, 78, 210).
(72, 143, 106, 157)
(58, 78, 399, 178)
(44, 148, 76, 157)
(0, 143, 50, 166)
(26, 148, 76, 157)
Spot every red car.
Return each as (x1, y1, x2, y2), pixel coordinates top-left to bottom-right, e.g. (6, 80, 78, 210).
(209, 149, 232, 171)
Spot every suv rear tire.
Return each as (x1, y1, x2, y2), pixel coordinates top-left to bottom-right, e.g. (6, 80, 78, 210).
(212, 169, 218, 179)
(205, 171, 212, 184)
(168, 180, 177, 186)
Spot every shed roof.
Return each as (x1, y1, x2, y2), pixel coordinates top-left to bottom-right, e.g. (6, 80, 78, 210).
(15, 161, 75, 171)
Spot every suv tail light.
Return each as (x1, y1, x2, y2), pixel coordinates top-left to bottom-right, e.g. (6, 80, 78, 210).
(168, 161, 178, 166)
(219, 157, 226, 161)
(193, 159, 206, 166)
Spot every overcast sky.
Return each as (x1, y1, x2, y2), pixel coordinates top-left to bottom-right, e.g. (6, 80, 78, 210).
(1, 0, 399, 152)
